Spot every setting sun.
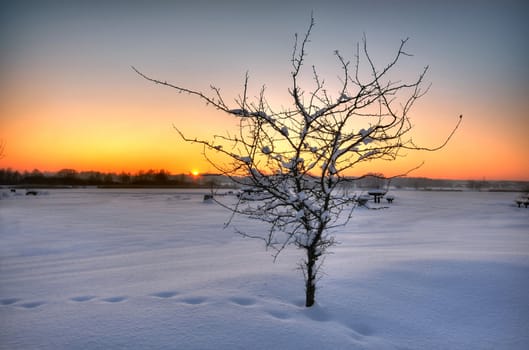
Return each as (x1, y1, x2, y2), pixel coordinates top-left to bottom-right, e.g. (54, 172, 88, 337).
(191, 169, 200, 176)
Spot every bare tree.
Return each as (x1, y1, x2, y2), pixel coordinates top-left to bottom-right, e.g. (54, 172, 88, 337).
(133, 17, 461, 307)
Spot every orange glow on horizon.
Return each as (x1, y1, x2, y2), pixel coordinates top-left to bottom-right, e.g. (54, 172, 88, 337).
(2, 103, 528, 181)
(1, 51, 528, 181)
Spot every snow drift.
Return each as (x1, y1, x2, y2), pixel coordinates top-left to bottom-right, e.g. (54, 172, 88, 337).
(1, 189, 528, 349)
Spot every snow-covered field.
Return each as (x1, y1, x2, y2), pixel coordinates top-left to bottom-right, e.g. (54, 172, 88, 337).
(1, 188, 528, 349)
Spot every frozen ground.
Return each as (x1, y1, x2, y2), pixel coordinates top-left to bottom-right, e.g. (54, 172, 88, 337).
(1, 188, 528, 349)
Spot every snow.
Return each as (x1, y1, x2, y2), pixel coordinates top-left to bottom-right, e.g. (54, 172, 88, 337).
(261, 146, 272, 155)
(1, 189, 528, 349)
(238, 156, 252, 164)
(359, 127, 373, 137)
(228, 108, 247, 116)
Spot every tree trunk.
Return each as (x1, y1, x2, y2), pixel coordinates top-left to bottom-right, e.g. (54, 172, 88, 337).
(305, 247, 317, 307)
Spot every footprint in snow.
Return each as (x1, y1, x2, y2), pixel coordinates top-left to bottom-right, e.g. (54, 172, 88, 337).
(100, 296, 127, 303)
(70, 296, 97, 303)
(0, 298, 20, 306)
(229, 296, 257, 306)
(18, 301, 46, 309)
(150, 291, 179, 299)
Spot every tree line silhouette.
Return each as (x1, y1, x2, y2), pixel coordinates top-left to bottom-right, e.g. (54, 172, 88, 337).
(1, 168, 527, 191)
(0, 168, 219, 188)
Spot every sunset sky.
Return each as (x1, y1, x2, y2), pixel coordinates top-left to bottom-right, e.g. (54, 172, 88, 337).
(1, 0, 528, 180)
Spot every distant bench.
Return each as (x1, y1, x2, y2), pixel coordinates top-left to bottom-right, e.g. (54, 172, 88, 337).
(515, 197, 529, 208)
(367, 190, 386, 204)
(357, 193, 395, 206)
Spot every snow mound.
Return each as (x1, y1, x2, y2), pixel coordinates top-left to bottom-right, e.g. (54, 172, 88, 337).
(1, 189, 528, 349)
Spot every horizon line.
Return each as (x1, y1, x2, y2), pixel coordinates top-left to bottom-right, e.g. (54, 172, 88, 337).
(1, 167, 528, 183)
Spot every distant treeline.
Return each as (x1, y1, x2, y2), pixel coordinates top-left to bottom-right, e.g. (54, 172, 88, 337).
(0, 168, 223, 188)
(357, 175, 529, 192)
(1, 168, 527, 191)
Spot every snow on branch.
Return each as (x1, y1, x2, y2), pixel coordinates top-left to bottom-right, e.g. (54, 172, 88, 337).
(134, 13, 461, 308)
